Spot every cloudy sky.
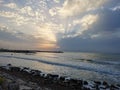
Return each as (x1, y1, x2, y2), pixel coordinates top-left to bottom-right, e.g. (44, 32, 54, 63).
(0, 0, 120, 53)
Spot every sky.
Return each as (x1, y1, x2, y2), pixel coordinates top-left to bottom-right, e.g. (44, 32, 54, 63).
(0, 0, 120, 53)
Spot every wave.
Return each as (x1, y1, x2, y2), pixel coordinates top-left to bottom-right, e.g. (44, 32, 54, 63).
(0, 55, 120, 76)
(75, 58, 120, 65)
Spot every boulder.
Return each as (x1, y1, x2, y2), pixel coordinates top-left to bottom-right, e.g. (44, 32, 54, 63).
(77, 80, 83, 86)
(10, 67, 20, 72)
(94, 81, 101, 85)
(83, 81, 88, 85)
(59, 76, 65, 81)
(103, 81, 108, 86)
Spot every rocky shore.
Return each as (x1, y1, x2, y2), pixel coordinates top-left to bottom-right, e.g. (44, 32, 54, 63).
(0, 64, 120, 90)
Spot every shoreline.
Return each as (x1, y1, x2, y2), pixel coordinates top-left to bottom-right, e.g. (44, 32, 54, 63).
(0, 64, 120, 90)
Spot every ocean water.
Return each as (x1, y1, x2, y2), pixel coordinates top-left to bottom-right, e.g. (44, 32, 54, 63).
(0, 52, 120, 84)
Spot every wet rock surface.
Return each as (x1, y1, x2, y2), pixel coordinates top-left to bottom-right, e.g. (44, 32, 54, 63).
(0, 64, 120, 90)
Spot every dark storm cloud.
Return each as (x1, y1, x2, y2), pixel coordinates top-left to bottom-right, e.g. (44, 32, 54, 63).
(93, 9, 120, 32)
(58, 8, 120, 53)
(58, 37, 120, 53)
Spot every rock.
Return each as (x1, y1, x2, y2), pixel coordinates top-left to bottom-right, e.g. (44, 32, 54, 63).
(31, 70, 41, 75)
(84, 81, 88, 85)
(10, 67, 20, 72)
(36, 87, 42, 90)
(0, 86, 2, 90)
(40, 73, 45, 77)
(94, 81, 101, 85)
(65, 77, 71, 82)
(69, 79, 78, 83)
(46, 74, 58, 79)
(117, 84, 120, 87)
(100, 85, 106, 89)
(110, 84, 119, 89)
(8, 82, 19, 90)
(102, 81, 110, 89)
(7, 64, 12, 67)
(83, 87, 90, 90)
(59, 76, 65, 81)
(16, 79, 26, 85)
(77, 80, 83, 86)
(51, 74, 59, 78)
(2, 64, 12, 70)
(103, 81, 108, 86)
(28, 82, 38, 88)
(19, 85, 32, 90)
(95, 84, 99, 90)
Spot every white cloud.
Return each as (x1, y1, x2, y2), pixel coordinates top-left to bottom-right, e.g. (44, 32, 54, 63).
(111, 5, 120, 11)
(80, 14, 99, 30)
(63, 14, 99, 38)
(0, 11, 29, 26)
(20, 6, 34, 16)
(4, 3, 17, 9)
(49, 8, 57, 16)
(53, 0, 60, 3)
(91, 34, 101, 39)
(0, 11, 19, 18)
(58, 0, 107, 17)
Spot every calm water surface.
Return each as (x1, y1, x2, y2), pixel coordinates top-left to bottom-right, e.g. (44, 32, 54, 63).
(0, 52, 120, 84)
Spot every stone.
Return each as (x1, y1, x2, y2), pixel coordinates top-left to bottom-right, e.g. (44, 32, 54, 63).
(110, 84, 119, 89)
(7, 64, 12, 67)
(70, 79, 78, 83)
(77, 80, 83, 86)
(103, 81, 108, 86)
(95, 84, 99, 90)
(19, 85, 32, 90)
(10, 67, 20, 72)
(94, 81, 101, 85)
(51, 74, 59, 78)
(36, 87, 42, 90)
(8, 82, 19, 90)
(83, 87, 90, 90)
(59, 76, 65, 81)
(100, 86, 106, 89)
(84, 81, 88, 85)
(0, 86, 2, 90)
(117, 84, 120, 87)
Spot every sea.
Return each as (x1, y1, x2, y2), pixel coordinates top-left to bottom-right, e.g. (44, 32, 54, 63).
(0, 52, 120, 84)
